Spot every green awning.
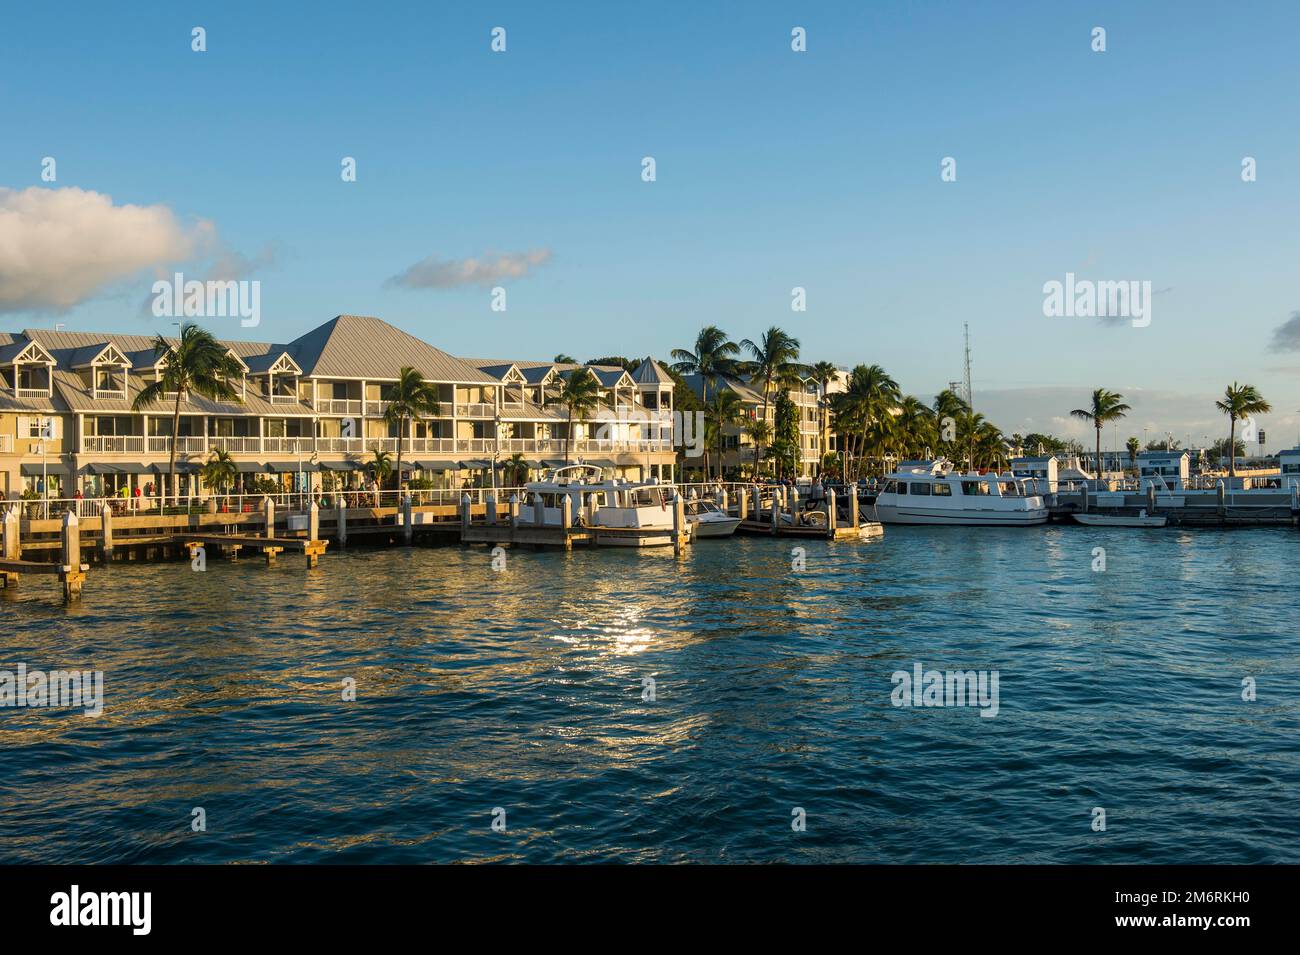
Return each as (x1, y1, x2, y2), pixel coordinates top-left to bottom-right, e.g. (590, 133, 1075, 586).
(266, 461, 319, 473)
(235, 462, 266, 473)
(319, 461, 361, 472)
(21, 463, 70, 476)
(150, 462, 200, 475)
(417, 460, 460, 471)
(460, 459, 490, 469)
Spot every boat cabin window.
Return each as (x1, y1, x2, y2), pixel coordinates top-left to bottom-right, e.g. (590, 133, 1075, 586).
(998, 482, 1020, 496)
(628, 488, 663, 507)
(960, 481, 990, 496)
(909, 481, 931, 496)
(883, 480, 897, 494)
(583, 491, 607, 507)
(932, 482, 952, 496)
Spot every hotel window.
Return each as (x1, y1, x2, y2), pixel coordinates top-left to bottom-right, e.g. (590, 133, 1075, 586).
(28, 416, 56, 439)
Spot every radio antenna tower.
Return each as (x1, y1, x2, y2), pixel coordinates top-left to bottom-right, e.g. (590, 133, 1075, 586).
(962, 323, 973, 409)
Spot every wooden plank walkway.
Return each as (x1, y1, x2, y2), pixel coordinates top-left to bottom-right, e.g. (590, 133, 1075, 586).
(177, 534, 328, 567)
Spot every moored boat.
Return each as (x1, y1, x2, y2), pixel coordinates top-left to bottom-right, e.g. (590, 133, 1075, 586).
(872, 460, 1049, 526)
(683, 498, 741, 537)
(1072, 510, 1167, 528)
(524, 464, 685, 547)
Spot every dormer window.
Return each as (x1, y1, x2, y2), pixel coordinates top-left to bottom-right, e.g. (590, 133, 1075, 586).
(9, 339, 55, 399)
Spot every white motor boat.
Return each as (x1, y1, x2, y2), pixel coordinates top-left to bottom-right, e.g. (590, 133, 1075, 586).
(683, 498, 740, 537)
(1072, 510, 1167, 528)
(524, 464, 687, 547)
(872, 460, 1049, 526)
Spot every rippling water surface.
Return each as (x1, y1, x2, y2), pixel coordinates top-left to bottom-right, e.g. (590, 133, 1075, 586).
(2, 526, 1297, 863)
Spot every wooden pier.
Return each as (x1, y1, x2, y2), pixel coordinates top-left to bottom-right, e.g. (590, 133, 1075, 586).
(730, 485, 885, 541)
(1, 509, 89, 604)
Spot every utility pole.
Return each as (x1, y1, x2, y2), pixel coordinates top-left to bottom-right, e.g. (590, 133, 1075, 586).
(963, 323, 975, 471)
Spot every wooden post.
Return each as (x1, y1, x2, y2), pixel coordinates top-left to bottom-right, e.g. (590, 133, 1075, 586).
(789, 486, 799, 524)
(61, 510, 85, 604)
(738, 487, 748, 522)
(403, 494, 413, 544)
(1217, 480, 1226, 519)
(460, 493, 472, 530)
(673, 491, 686, 555)
(532, 492, 544, 527)
(99, 502, 114, 561)
(826, 487, 837, 538)
(4, 506, 21, 561)
(509, 494, 520, 528)
(1146, 483, 1157, 514)
(561, 494, 573, 550)
(309, 500, 319, 542)
(337, 499, 348, 548)
(486, 492, 497, 526)
(770, 489, 780, 534)
(849, 485, 859, 530)
(263, 496, 275, 539)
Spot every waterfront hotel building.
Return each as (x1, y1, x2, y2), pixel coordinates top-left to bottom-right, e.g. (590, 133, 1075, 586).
(0, 314, 678, 499)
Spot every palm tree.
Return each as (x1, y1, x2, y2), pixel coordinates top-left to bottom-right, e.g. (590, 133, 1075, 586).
(553, 354, 576, 364)
(201, 448, 238, 498)
(1069, 389, 1131, 486)
(132, 323, 244, 507)
(740, 327, 801, 473)
(1215, 383, 1271, 478)
(744, 418, 772, 478)
(548, 369, 602, 464)
(504, 452, 529, 487)
(707, 389, 746, 480)
(840, 364, 900, 477)
(367, 448, 393, 489)
(382, 367, 441, 491)
(670, 326, 740, 408)
(808, 360, 838, 473)
(1125, 436, 1140, 472)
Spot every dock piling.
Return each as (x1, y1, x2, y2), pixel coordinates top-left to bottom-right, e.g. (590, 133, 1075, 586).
(849, 488, 859, 530)
(263, 497, 276, 539)
(673, 493, 687, 555)
(60, 510, 86, 604)
(99, 503, 114, 561)
(561, 495, 573, 550)
(486, 492, 497, 526)
(403, 495, 413, 544)
(460, 493, 472, 531)
(337, 500, 348, 548)
(826, 488, 837, 538)
(532, 492, 544, 527)
(509, 494, 520, 528)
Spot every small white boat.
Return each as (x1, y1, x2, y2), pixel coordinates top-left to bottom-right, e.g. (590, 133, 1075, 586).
(1072, 510, 1167, 528)
(684, 498, 740, 537)
(524, 464, 685, 547)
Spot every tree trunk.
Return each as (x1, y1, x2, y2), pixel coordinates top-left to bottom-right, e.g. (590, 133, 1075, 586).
(169, 390, 182, 510)
(1095, 425, 1102, 490)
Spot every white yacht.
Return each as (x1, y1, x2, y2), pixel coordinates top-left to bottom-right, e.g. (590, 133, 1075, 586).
(682, 498, 741, 537)
(524, 464, 686, 547)
(872, 461, 1049, 526)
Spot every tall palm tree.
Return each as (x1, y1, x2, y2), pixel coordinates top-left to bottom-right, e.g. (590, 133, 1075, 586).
(201, 448, 237, 497)
(1125, 436, 1140, 472)
(740, 327, 801, 473)
(133, 323, 244, 507)
(809, 360, 838, 473)
(707, 389, 746, 480)
(382, 367, 441, 491)
(840, 364, 900, 478)
(1215, 382, 1271, 478)
(1070, 389, 1131, 486)
(549, 369, 602, 464)
(744, 418, 772, 478)
(670, 326, 741, 408)
(553, 354, 576, 364)
(897, 395, 937, 460)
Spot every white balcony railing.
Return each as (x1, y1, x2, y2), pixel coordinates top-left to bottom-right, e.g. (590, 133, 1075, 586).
(315, 398, 363, 416)
(262, 437, 312, 454)
(207, 436, 260, 453)
(17, 388, 51, 400)
(267, 393, 301, 404)
(316, 437, 364, 453)
(147, 436, 206, 454)
(82, 435, 146, 453)
(455, 402, 495, 418)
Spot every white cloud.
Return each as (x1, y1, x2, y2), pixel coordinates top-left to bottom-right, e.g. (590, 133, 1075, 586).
(0, 186, 211, 313)
(386, 248, 552, 289)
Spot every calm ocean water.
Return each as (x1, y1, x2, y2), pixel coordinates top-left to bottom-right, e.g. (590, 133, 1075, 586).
(2, 527, 1297, 864)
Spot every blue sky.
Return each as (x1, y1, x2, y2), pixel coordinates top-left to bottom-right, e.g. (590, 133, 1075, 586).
(2, 0, 1298, 450)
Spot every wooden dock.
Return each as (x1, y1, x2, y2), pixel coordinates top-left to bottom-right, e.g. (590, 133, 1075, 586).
(178, 534, 329, 567)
